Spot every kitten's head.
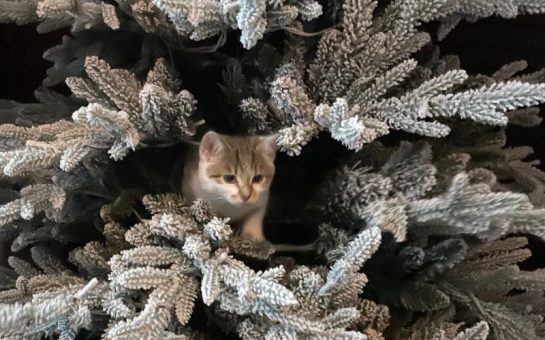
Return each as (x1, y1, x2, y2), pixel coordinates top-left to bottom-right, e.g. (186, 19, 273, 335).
(198, 131, 277, 206)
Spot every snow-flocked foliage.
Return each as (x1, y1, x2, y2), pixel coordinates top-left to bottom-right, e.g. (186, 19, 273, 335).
(2, 0, 545, 339)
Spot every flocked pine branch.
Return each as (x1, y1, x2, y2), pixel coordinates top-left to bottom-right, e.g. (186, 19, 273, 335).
(0, 56, 201, 175)
(0, 277, 104, 339)
(152, 0, 322, 49)
(320, 141, 545, 243)
(0, 184, 65, 227)
(103, 194, 382, 339)
(0, 0, 120, 33)
(435, 237, 545, 339)
(253, 0, 545, 154)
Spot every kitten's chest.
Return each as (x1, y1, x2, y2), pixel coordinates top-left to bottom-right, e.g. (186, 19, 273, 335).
(182, 172, 261, 223)
(208, 200, 257, 222)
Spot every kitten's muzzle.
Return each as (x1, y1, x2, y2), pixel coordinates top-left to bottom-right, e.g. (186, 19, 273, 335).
(239, 192, 252, 202)
(237, 185, 253, 202)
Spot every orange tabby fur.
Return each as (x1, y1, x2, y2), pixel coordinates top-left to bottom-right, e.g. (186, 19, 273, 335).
(182, 131, 277, 240)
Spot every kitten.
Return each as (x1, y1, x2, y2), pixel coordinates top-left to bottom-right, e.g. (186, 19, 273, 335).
(182, 131, 277, 240)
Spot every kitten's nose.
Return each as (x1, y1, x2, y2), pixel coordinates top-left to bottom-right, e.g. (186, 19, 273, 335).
(240, 187, 252, 202)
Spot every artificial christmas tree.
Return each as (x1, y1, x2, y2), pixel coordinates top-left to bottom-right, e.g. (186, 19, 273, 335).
(2, 0, 545, 339)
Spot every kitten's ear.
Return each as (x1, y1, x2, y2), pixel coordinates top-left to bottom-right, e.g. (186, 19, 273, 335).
(200, 131, 223, 161)
(258, 133, 278, 160)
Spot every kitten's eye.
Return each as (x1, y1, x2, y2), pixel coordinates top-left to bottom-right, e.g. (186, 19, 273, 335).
(252, 175, 263, 183)
(223, 175, 236, 183)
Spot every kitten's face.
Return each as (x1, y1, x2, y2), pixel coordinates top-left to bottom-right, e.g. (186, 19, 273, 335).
(198, 131, 277, 206)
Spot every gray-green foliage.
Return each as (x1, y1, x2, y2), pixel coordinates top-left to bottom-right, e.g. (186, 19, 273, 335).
(1, 0, 545, 339)
(152, 0, 322, 49)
